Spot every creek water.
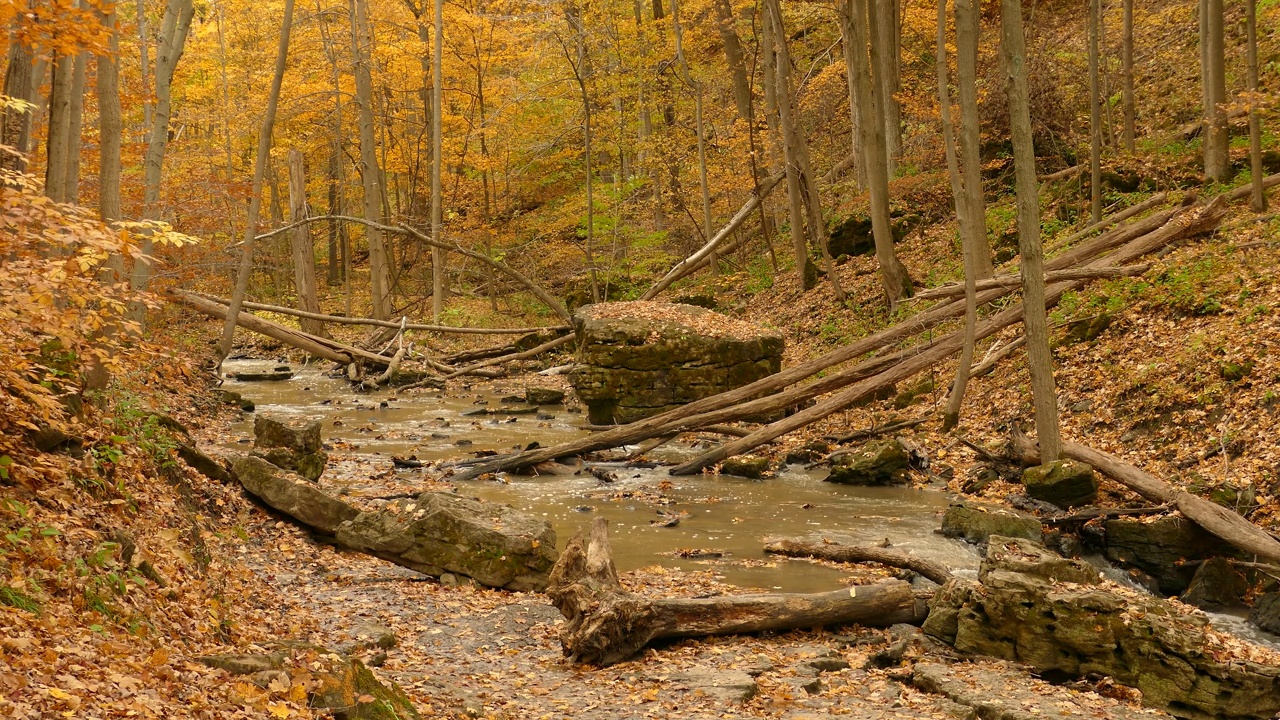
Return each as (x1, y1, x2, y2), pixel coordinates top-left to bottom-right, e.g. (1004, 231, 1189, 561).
(220, 359, 980, 593)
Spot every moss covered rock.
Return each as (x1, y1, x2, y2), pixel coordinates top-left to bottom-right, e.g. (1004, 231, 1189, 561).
(253, 415, 328, 481)
(940, 501, 1042, 545)
(1021, 459, 1098, 509)
(825, 439, 911, 485)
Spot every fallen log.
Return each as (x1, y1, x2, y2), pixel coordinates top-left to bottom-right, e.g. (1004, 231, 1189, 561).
(546, 518, 921, 666)
(187, 292, 564, 335)
(175, 291, 354, 364)
(1010, 427, 1280, 565)
(1041, 192, 1168, 255)
(910, 265, 1150, 303)
(763, 539, 952, 585)
(970, 336, 1025, 378)
(441, 333, 574, 380)
(823, 416, 929, 446)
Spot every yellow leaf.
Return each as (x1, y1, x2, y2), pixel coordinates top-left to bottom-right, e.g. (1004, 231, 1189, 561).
(48, 688, 73, 700)
(267, 701, 292, 718)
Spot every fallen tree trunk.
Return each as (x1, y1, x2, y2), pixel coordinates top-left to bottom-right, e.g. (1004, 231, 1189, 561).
(1010, 427, 1280, 565)
(175, 291, 354, 364)
(1042, 192, 1168, 255)
(546, 518, 920, 666)
(763, 539, 952, 585)
(441, 333, 574, 380)
(970, 336, 1025, 378)
(911, 264, 1150, 303)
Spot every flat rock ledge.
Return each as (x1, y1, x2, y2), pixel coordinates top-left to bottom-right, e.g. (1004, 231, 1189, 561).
(567, 301, 784, 425)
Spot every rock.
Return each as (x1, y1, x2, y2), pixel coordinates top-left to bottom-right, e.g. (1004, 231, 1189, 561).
(720, 455, 771, 479)
(939, 501, 1042, 545)
(1021, 459, 1098, 509)
(1057, 313, 1112, 346)
(672, 669, 758, 702)
(1104, 515, 1232, 595)
(673, 294, 717, 309)
(1249, 592, 1280, 634)
(827, 214, 908, 261)
(219, 389, 256, 412)
(981, 535, 1100, 585)
(785, 440, 830, 465)
(825, 439, 911, 485)
(524, 387, 566, 405)
(1181, 557, 1249, 609)
(567, 301, 784, 425)
(198, 653, 284, 675)
(335, 492, 558, 591)
(251, 669, 291, 689)
(253, 415, 328, 481)
(177, 444, 234, 483)
(231, 456, 358, 533)
(924, 551, 1280, 720)
(337, 621, 398, 654)
(29, 425, 83, 456)
(308, 652, 422, 720)
(231, 369, 294, 382)
(912, 663, 1157, 720)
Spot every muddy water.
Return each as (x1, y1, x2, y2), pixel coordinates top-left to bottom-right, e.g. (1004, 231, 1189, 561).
(221, 359, 979, 592)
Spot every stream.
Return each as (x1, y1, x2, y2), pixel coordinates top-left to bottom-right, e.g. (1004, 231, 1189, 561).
(220, 359, 980, 593)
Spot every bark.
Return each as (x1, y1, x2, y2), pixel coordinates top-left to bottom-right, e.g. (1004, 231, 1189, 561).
(1245, 0, 1266, 212)
(135, 0, 194, 297)
(1122, 0, 1135, 153)
(178, 292, 353, 365)
(1003, 0, 1061, 462)
(763, 539, 952, 586)
(954, 0, 994, 279)
(65, 50, 86, 203)
(868, 0, 900, 174)
(1202, 0, 1229, 182)
(351, 0, 393, 319)
(670, 0, 717, 278)
(546, 518, 920, 666)
(711, 0, 751, 122)
(430, 0, 446, 320)
(44, 53, 72, 202)
(217, 0, 296, 368)
(1088, 0, 1103, 223)
(913, 265, 1151, 303)
(1, 31, 34, 174)
(841, 0, 910, 306)
(137, 0, 152, 133)
(288, 148, 326, 337)
(1010, 428, 1280, 565)
(97, 7, 122, 222)
(1042, 192, 1168, 254)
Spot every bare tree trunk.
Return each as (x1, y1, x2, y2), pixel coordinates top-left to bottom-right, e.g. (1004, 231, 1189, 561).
(1202, 0, 1229, 182)
(712, 0, 751, 123)
(288, 148, 326, 337)
(351, 0, 393, 320)
(1245, 0, 1265, 212)
(137, 0, 152, 135)
(44, 53, 72, 202)
(64, 50, 86, 203)
(1088, 0, 1103, 223)
(954, 0, 993, 279)
(97, 8, 122, 223)
(430, 0, 446, 320)
(216, 4, 233, 177)
(217, 0, 296, 369)
(869, 0, 900, 175)
(318, 7, 348, 291)
(840, 0, 910, 306)
(1001, 0, 1061, 462)
(1, 31, 34, 174)
(134, 0, 194, 300)
(564, 2, 600, 304)
(938, 0, 979, 431)
(1121, 0, 1135, 153)
(671, 0, 717, 278)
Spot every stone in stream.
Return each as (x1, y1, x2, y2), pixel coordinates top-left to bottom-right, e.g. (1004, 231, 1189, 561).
(1020, 459, 1098, 509)
(1180, 556, 1249, 609)
(1103, 515, 1233, 596)
(720, 455, 771, 479)
(231, 456, 358, 533)
(1250, 592, 1280, 634)
(939, 501, 1042, 545)
(252, 414, 328, 481)
(231, 368, 295, 382)
(567, 301, 784, 425)
(825, 438, 911, 485)
(335, 492, 558, 592)
(525, 387, 566, 405)
(923, 537, 1280, 720)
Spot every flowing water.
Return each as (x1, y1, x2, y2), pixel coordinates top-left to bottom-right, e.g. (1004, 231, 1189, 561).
(220, 359, 980, 592)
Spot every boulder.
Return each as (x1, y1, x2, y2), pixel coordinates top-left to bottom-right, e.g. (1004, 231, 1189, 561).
(305, 650, 421, 720)
(980, 535, 1100, 585)
(231, 456, 358, 533)
(912, 662, 1161, 720)
(1181, 557, 1249, 609)
(1249, 592, 1280, 635)
(1104, 515, 1233, 595)
(924, 540, 1280, 720)
(253, 414, 328, 481)
(670, 669, 758, 702)
(720, 455, 772, 479)
(524, 387, 566, 405)
(335, 492, 557, 592)
(337, 621, 398, 654)
(825, 439, 910, 485)
(178, 444, 234, 484)
(567, 301, 784, 425)
(219, 389, 256, 412)
(1021, 459, 1098, 509)
(939, 501, 1042, 545)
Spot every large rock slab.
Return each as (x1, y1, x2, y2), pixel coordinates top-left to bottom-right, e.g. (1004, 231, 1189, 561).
(1103, 515, 1234, 595)
(567, 301, 784, 424)
(1250, 592, 1280, 634)
(1021, 459, 1098, 509)
(940, 501, 1042, 545)
(253, 414, 328, 481)
(912, 661, 1166, 720)
(335, 492, 558, 592)
(232, 455, 358, 533)
(924, 539, 1280, 720)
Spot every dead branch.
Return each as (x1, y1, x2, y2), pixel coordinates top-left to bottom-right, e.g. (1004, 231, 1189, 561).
(824, 416, 929, 445)
(763, 538, 952, 585)
(1042, 505, 1172, 526)
(910, 265, 1150, 303)
(1042, 192, 1169, 255)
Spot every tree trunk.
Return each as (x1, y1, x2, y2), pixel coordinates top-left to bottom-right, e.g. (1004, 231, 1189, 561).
(868, 0, 900, 175)
(1, 26, 34, 175)
(763, 539, 952, 586)
(137, 0, 152, 135)
(546, 518, 920, 666)
(938, 0, 979, 431)
(1088, 0, 1103, 223)
(288, 148, 326, 337)
(97, 7, 122, 223)
(1002, 0, 1061, 463)
(430, 0, 446, 320)
(954, 0, 994, 280)
(217, 0, 296, 369)
(711, 0, 751, 123)
(351, 0, 393, 320)
(318, 10, 349, 292)
(841, 0, 910, 306)
(134, 0, 194, 299)
(1245, 0, 1266, 212)
(1202, 0, 1229, 182)
(64, 50, 86, 203)
(44, 53, 72, 202)
(1121, 0, 1135, 153)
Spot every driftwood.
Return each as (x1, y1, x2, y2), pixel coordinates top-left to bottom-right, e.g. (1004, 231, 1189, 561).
(910, 265, 1150, 303)
(545, 519, 921, 666)
(442, 333, 574, 380)
(763, 539, 952, 585)
(1010, 426, 1280, 565)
